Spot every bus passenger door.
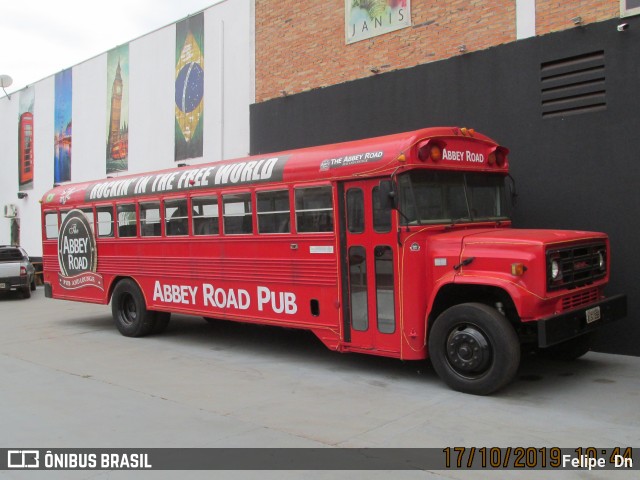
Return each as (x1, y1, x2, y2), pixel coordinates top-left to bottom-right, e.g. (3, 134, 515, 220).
(339, 180, 399, 354)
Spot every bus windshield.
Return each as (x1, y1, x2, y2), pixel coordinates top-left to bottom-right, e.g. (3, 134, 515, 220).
(397, 170, 510, 225)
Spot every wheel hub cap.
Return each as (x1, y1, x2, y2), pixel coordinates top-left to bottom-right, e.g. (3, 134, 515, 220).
(446, 326, 491, 374)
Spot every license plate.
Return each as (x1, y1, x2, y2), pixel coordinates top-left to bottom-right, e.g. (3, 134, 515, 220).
(586, 306, 601, 324)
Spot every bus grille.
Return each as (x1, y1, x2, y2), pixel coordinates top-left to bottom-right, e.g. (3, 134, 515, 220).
(547, 243, 606, 291)
(561, 288, 599, 311)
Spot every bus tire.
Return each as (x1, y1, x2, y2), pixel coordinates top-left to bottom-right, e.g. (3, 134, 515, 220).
(152, 312, 171, 334)
(428, 303, 520, 395)
(111, 279, 155, 337)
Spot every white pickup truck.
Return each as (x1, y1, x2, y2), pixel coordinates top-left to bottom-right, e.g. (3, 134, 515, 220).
(0, 245, 36, 298)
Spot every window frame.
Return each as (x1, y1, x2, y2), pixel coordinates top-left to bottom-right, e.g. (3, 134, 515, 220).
(294, 184, 335, 234)
(222, 191, 254, 235)
(256, 188, 291, 234)
(192, 194, 220, 236)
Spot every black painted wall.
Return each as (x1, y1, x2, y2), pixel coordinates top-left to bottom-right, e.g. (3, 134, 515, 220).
(251, 17, 640, 355)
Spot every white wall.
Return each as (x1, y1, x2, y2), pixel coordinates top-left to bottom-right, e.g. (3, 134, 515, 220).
(0, 0, 253, 256)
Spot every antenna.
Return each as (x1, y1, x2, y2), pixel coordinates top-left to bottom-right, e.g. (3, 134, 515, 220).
(0, 74, 13, 100)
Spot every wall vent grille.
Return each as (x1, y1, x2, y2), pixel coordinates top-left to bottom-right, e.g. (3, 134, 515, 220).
(541, 51, 606, 119)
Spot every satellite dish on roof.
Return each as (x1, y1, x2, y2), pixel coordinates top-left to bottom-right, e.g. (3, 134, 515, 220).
(1, 74, 13, 99)
(0, 74, 13, 88)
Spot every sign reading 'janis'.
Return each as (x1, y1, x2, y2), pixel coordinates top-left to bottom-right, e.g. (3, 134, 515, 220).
(346, 0, 411, 44)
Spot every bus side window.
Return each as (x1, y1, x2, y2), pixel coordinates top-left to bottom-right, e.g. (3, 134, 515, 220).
(44, 212, 59, 239)
(257, 190, 290, 234)
(346, 188, 364, 234)
(192, 196, 219, 236)
(295, 186, 334, 233)
(223, 193, 253, 235)
(165, 198, 188, 236)
(140, 202, 161, 237)
(97, 206, 114, 237)
(81, 208, 95, 233)
(372, 186, 391, 233)
(117, 204, 137, 238)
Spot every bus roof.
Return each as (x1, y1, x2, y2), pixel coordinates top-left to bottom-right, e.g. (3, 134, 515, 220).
(41, 126, 506, 207)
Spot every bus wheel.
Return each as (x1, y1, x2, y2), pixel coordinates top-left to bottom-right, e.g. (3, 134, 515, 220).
(111, 279, 155, 337)
(152, 312, 171, 334)
(428, 303, 520, 395)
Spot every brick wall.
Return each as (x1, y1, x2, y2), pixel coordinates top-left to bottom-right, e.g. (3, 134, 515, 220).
(536, 0, 619, 36)
(256, 0, 516, 102)
(255, 1, 622, 103)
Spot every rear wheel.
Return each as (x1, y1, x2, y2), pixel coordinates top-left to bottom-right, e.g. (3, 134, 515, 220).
(111, 279, 155, 337)
(428, 303, 520, 395)
(30, 278, 36, 291)
(22, 286, 31, 299)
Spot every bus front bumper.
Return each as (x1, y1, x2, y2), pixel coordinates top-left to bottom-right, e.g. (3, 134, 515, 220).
(537, 294, 628, 348)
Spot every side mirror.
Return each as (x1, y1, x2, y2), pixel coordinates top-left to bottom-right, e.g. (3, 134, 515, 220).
(507, 175, 518, 207)
(378, 180, 398, 210)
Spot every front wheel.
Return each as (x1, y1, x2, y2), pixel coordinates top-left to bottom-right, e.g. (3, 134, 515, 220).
(428, 303, 520, 395)
(111, 279, 155, 337)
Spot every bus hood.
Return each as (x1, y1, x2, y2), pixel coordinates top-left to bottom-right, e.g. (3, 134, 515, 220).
(428, 227, 608, 252)
(457, 228, 608, 247)
(426, 227, 609, 302)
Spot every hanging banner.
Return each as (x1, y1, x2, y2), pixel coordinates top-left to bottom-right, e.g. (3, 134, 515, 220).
(175, 13, 204, 162)
(54, 69, 72, 184)
(346, 0, 411, 44)
(18, 87, 35, 191)
(106, 44, 129, 174)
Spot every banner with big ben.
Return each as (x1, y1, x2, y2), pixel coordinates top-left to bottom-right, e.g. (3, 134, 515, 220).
(18, 87, 35, 191)
(54, 69, 72, 184)
(106, 44, 129, 174)
(175, 13, 204, 162)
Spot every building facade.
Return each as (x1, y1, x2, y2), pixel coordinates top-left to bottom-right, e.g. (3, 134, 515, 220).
(1, 0, 639, 354)
(0, 0, 253, 257)
(250, 0, 640, 355)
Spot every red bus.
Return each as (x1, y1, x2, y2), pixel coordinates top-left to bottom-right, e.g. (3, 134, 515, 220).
(41, 127, 627, 394)
(19, 112, 34, 186)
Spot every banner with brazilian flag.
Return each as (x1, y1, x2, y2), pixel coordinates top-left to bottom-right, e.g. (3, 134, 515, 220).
(175, 13, 204, 162)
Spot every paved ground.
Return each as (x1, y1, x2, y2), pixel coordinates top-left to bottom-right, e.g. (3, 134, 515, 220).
(1, 288, 638, 479)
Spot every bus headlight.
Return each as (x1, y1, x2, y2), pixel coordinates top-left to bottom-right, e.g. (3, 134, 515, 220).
(551, 259, 561, 280)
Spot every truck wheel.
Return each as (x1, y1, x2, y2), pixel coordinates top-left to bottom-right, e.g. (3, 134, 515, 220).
(152, 312, 171, 334)
(111, 279, 155, 337)
(540, 333, 592, 361)
(428, 303, 520, 395)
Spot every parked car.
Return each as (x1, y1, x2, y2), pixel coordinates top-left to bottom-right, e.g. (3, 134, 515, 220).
(0, 245, 36, 298)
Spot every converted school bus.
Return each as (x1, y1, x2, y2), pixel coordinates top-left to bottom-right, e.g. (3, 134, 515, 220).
(41, 127, 627, 394)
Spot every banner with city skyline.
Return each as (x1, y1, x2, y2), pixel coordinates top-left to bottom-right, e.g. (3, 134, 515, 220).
(18, 87, 35, 191)
(175, 12, 204, 162)
(54, 69, 72, 184)
(106, 44, 130, 174)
